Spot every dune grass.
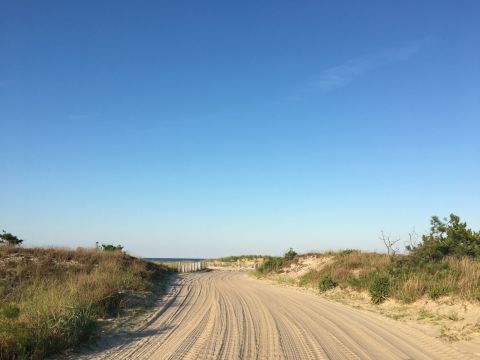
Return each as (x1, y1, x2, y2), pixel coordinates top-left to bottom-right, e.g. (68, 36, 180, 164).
(255, 215, 480, 304)
(0, 246, 170, 359)
(297, 250, 390, 290)
(207, 255, 264, 263)
(271, 250, 480, 304)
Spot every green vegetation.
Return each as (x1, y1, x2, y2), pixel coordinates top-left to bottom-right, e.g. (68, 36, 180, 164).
(369, 274, 390, 304)
(0, 231, 23, 246)
(417, 309, 437, 320)
(408, 214, 480, 260)
(283, 248, 298, 261)
(297, 251, 389, 294)
(318, 275, 337, 292)
(101, 244, 124, 252)
(259, 214, 480, 305)
(0, 246, 170, 359)
(216, 249, 298, 272)
(254, 248, 299, 275)
(427, 285, 451, 300)
(257, 256, 286, 274)
(208, 255, 263, 262)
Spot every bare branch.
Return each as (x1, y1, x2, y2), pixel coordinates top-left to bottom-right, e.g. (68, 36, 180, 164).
(405, 227, 419, 252)
(380, 230, 400, 256)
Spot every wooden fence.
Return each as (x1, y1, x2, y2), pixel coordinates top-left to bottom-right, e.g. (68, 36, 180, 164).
(177, 261, 207, 273)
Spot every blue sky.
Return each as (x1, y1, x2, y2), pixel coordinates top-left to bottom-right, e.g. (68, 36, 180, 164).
(1, 1, 479, 257)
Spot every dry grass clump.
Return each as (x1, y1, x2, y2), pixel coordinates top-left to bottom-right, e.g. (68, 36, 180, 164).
(390, 256, 480, 303)
(0, 246, 169, 359)
(450, 257, 480, 298)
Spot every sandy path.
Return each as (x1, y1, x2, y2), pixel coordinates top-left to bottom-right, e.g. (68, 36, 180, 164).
(78, 271, 477, 359)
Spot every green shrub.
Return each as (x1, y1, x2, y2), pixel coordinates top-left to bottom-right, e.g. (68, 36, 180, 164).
(345, 275, 362, 289)
(369, 274, 390, 304)
(318, 275, 337, 292)
(409, 214, 480, 261)
(1, 304, 20, 319)
(428, 285, 451, 300)
(283, 248, 298, 261)
(257, 257, 285, 274)
(101, 244, 124, 252)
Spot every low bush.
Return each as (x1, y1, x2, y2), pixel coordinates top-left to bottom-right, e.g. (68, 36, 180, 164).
(318, 275, 337, 292)
(256, 257, 285, 274)
(428, 285, 451, 300)
(1, 304, 20, 320)
(283, 248, 298, 261)
(369, 274, 391, 304)
(345, 275, 361, 289)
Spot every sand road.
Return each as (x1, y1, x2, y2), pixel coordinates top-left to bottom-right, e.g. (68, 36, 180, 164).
(79, 271, 476, 359)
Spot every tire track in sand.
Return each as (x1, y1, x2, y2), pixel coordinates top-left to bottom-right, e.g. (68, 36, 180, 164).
(77, 271, 478, 360)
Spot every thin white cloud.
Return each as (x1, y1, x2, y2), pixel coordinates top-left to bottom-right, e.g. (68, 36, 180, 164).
(312, 39, 428, 92)
(315, 57, 375, 91)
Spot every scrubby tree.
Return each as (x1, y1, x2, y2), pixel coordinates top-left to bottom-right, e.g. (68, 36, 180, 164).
(0, 230, 23, 246)
(101, 244, 124, 252)
(409, 214, 480, 260)
(284, 247, 298, 260)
